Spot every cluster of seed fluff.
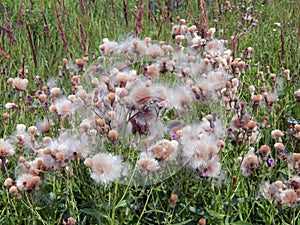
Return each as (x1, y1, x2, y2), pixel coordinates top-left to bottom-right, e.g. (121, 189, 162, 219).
(2, 15, 298, 200)
(179, 114, 226, 178)
(261, 176, 300, 207)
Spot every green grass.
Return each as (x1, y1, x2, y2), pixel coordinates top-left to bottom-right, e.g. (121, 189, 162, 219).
(1, 0, 300, 224)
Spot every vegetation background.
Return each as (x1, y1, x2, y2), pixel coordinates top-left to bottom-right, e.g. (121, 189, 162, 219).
(0, 0, 300, 224)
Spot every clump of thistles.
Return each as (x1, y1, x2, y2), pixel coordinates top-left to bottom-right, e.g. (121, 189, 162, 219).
(179, 114, 225, 178)
(261, 176, 300, 207)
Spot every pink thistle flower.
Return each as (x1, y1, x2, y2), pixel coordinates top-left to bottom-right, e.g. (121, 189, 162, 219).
(12, 77, 28, 91)
(137, 152, 160, 175)
(289, 176, 300, 190)
(148, 139, 179, 161)
(240, 148, 261, 177)
(16, 173, 41, 191)
(280, 189, 299, 207)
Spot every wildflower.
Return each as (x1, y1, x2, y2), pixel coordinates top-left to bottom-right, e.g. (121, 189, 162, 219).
(169, 85, 193, 110)
(51, 87, 61, 98)
(288, 153, 300, 172)
(146, 44, 164, 59)
(12, 77, 28, 91)
(169, 193, 178, 208)
(196, 155, 221, 178)
(205, 39, 224, 57)
(107, 92, 116, 106)
(9, 186, 19, 195)
(252, 95, 261, 109)
(137, 152, 160, 175)
(131, 38, 147, 57)
(16, 173, 41, 191)
(295, 89, 300, 102)
(127, 84, 152, 107)
(289, 176, 300, 190)
(99, 38, 118, 54)
(171, 24, 187, 38)
(170, 133, 177, 140)
(271, 129, 284, 142)
(62, 217, 76, 225)
(240, 148, 260, 177)
(149, 139, 178, 161)
(247, 120, 257, 131)
(260, 182, 281, 199)
(53, 97, 73, 117)
(144, 64, 160, 79)
(0, 139, 15, 157)
(267, 158, 275, 166)
(280, 189, 299, 207)
(198, 218, 206, 225)
(77, 119, 92, 133)
(274, 142, 284, 152)
(166, 120, 186, 137)
(258, 145, 271, 160)
(244, 47, 254, 58)
(108, 129, 118, 143)
(84, 153, 125, 185)
(4, 178, 13, 186)
(116, 72, 129, 88)
(75, 59, 85, 71)
(36, 118, 52, 135)
(5, 102, 18, 109)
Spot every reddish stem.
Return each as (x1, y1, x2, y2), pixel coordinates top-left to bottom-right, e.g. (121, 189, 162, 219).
(55, 5, 69, 55)
(25, 22, 38, 68)
(200, 0, 208, 38)
(17, 2, 24, 26)
(123, 0, 129, 27)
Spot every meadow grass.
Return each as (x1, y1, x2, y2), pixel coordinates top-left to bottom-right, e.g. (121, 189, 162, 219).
(1, 1, 300, 224)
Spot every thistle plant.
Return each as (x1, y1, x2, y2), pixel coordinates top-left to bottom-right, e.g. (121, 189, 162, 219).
(0, 1, 300, 224)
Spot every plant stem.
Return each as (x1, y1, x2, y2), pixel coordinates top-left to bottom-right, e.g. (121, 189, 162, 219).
(110, 181, 119, 225)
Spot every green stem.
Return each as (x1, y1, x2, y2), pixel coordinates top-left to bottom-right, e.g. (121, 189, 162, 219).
(110, 181, 119, 225)
(137, 187, 153, 225)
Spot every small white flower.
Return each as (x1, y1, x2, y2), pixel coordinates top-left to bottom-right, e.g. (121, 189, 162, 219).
(274, 22, 281, 27)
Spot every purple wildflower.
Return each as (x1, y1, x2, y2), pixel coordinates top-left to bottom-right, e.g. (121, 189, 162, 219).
(268, 158, 275, 166)
(170, 133, 177, 140)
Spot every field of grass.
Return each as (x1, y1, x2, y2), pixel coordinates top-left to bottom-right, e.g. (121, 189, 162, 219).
(1, 0, 300, 224)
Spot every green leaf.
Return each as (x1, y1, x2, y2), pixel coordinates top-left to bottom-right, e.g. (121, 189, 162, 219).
(79, 208, 99, 217)
(171, 219, 195, 225)
(116, 200, 127, 208)
(205, 208, 225, 220)
(188, 206, 196, 213)
(234, 221, 252, 225)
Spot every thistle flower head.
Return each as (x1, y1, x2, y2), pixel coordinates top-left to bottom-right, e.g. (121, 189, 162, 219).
(205, 39, 224, 57)
(240, 148, 260, 177)
(0, 139, 15, 157)
(16, 173, 41, 191)
(137, 152, 160, 175)
(84, 153, 125, 185)
(280, 189, 299, 207)
(12, 78, 28, 91)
